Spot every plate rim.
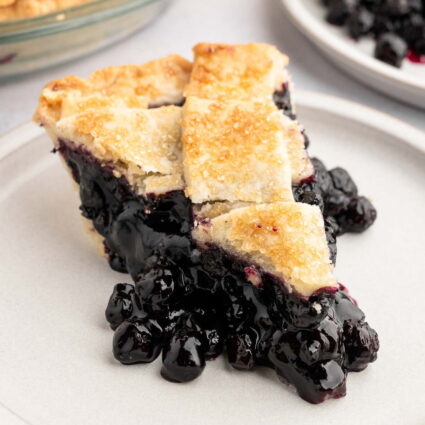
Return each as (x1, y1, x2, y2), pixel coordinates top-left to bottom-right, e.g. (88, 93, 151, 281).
(1, 91, 423, 164)
(280, 1, 425, 94)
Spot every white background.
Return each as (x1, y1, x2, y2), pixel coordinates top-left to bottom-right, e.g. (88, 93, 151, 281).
(0, 0, 424, 135)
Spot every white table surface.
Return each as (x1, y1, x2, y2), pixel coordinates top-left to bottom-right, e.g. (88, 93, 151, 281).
(0, 0, 424, 136)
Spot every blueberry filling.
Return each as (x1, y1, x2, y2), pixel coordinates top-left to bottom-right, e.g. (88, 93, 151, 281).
(321, 0, 425, 67)
(293, 157, 377, 238)
(57, 140, 193, 280)
(56, 131, 378, 404)
(105, 246, 379, 404)
(273, 83, 296, 120)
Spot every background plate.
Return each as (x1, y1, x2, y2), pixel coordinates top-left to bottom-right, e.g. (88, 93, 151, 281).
(281, 0, 425, 109)
(1, 92, 424, 425)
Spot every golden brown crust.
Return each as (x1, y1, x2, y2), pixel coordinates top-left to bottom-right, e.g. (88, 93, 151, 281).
(34, 55, 192, 126)
(193, 201, 252, 220)
(0, 0, 92, 21)
(281, 115, 314, 183)
(53, 105, 184, 195)
(182, 97, 294, 203)
(184, 42, 289, 101)
(193, 202, 337, 297)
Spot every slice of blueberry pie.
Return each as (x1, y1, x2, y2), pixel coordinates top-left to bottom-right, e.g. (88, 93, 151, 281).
(34, 42, 378, 404)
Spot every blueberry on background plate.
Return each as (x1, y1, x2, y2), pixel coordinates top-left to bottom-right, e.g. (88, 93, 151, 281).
(326, 0, 357, 25)
(375, 32, 408, 66)
(347, 7, 375, 39)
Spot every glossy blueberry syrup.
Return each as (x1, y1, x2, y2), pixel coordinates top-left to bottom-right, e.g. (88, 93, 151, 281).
(56, 89, 379, 403)
(57, 140, 192, 280)
(106, 247, 379, 404)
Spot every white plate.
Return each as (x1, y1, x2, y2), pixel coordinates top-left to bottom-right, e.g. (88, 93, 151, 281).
(281, 0, 425, 109)
(1, 92, 425, 425)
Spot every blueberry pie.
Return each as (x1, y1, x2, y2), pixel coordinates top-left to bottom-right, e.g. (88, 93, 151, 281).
(34, 42, 378, 404)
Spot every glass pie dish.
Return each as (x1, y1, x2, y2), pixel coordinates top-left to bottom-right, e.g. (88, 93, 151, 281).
(0, 0, 170, 80)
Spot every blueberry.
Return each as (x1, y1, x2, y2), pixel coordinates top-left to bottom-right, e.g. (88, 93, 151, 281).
(223, 282, 264, 330)
(329, 167, 358, 198)
(200, 247, 226, 278)
(227, 327, 259, 370)
(191, 267, 220, 294)
(303, 131, 310, 149)
(225, 300, 248, 329)
(373, 14, 395, 37)
(362, 0, 382, 11)
(407, 0, 423, 13)
(347, 7, 374, 39)
(144, 191, 192, 235)
(105, 283, 136, 330)
(270, 330, 347, 404)
(412, 25, 425, 54)
(161, 316, 206, 382)
(380, 0, 410, 16)
(190, 304, 225, 359)
(295, 189, 325, 212)
(396, 13, 424, 46)
(324, 188, 351, 216)
(285, 293, 332, 328)
(343, 321, 379, 371)
(273, 84, 296, 120)
(335, 196, 377, 235)
(92, 210, 109, 236)
(159, 308, 186, 336)
(162, 234, 193, 265)
(375, 32, 408, 66)
(324, 216, 338, 264)
(79, 180, 104, 219)
(299, 338, 323, 365)
(66, 158, 80, 183)
(312, 157, 333, 195)
(333, 289, 365, 323)
(104, 245, 127, 274)
(326, 0, 357, 26)
(270, 316, 343, 367)
(113, 317, 163, 364)
(204, 328, 225, 360)
(136, 267, 176, 307)
(308, 360, 347, 394)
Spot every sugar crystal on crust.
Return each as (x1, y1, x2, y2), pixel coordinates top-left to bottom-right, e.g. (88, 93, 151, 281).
(54, 105, 184, 194)
(184, 42, 289, 101)
(182, 97, 294, 203)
